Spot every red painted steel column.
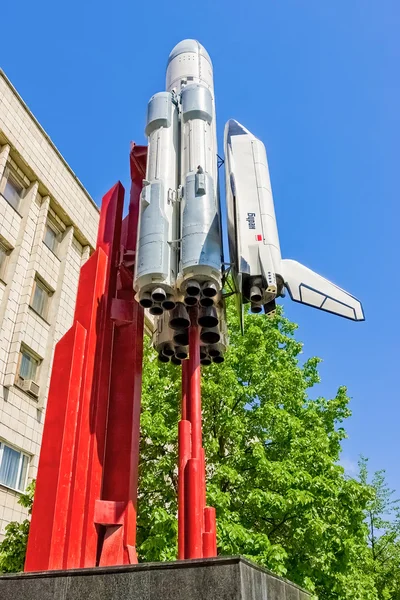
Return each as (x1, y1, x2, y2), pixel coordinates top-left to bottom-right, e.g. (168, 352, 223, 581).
(181, 358, 189, 421)
(178, 419, 191, 559)
(203, 507, 217, 557)
(25, 148, 147, 572)
(188, 314, 202, 460)
(65, 184, 124, 568)
(186, 457, 203, 558)
(97, 148, 146, 565)
(82, 183, 124, 567)
(24, 323, 86, 572)
(178, 360, 191, 559)
(178, 309, 218, 559)
(185, 313, 204, 558)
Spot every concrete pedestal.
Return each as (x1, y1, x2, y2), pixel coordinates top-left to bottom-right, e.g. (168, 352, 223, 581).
(0, 556, 310, 600)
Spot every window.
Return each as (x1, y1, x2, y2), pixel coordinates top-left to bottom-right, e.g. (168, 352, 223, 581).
(43, 219, 61, 254)
(18, 348, 40, 381)
(0, 241, 11, 281)
(30, 277, 51, 319)
(0, 441, 29, 491)
(1, 171, 24, 211)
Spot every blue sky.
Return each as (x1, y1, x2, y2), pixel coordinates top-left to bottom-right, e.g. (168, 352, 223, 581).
(2, 1, 399, 490)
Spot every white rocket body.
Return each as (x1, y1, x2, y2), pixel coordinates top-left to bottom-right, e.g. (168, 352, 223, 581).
(134, 40, 222, 313)
(134, 92, 179, 309)
(224, 119, 364, 326)
(167, 41, 222, 296)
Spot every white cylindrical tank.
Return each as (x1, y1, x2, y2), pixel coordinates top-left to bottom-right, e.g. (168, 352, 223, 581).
(166, 40, 222, 297)
(134, 91, 179, 310)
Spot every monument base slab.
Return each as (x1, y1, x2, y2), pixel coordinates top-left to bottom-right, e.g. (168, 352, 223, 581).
(0, 556, 310, 600)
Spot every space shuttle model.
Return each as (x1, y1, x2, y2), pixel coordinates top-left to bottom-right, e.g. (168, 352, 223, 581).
(134, 40, 364, 364)
(224, 120, 364, 328)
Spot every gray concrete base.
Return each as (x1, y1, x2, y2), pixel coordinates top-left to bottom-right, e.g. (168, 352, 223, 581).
(0, 555, 311, 599)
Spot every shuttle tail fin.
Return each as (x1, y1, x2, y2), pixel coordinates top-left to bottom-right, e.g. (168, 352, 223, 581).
(282, 259, 364, 321)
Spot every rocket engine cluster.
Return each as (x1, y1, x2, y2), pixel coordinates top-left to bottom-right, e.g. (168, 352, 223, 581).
(134, 40, 226, 365)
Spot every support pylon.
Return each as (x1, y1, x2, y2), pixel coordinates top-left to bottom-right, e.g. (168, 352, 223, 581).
(178, 308, 217, 559)
(25, 145, 147, 571)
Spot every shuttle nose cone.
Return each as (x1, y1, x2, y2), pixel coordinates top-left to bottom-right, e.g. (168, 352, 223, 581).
(225, 120, 259, 150)
(226, 119, 251, 137)
(168, 39, 212, 66)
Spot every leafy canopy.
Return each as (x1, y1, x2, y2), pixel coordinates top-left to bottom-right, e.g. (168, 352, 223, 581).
(138, 299, 375, 598)
(359, 457, 400, 599)
(3, 301, 399, 600)
(0, 480, 35, 573)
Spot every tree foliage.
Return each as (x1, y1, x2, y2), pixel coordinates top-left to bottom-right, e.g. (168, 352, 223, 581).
(0, 480, 35, 573)
(2, 302, 399, 600)
(359, 458, 400, 599)
(137, 300, 376, 598)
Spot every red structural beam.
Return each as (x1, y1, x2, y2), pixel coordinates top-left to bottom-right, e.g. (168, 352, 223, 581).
(25, 146, 147, 571)
(96, 145, 146, 566)
(25, 139, 216, 571)
(178, 309, 217, 560)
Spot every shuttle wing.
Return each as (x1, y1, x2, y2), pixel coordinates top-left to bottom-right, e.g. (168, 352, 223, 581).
(282, 259, 364, 321)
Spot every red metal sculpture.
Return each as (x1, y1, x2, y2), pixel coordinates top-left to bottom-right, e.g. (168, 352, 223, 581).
(24, 144, 216, 571)
(179, 319, 217, 559)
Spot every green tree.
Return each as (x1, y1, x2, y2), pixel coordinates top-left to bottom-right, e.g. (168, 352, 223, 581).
(0, 303, 387, 600)
(138, 300, 377, 599)
(359, 458, 400, 599)
(0, 480, 35, 573)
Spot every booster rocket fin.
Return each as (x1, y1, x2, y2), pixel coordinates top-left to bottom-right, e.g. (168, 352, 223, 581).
(282, 259, 364, 321)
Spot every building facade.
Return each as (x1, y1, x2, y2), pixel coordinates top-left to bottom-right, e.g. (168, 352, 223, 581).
(0, 70, 99, 539)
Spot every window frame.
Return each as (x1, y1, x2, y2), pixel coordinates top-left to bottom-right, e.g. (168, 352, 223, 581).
(43, 217, 62, 255)
(0, 167, 25, 213)
(0, 440, 30, 493)
(17, 346, 41, 384)
(30, 276, 52, 320)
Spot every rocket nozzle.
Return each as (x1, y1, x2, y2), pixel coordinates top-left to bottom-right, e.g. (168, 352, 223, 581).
(198, 306, 219, 328)
(185, 280, 201, 297)
(150, 303, 164, 316)
(139, 291, 153, 308)
(162, 296, 176, 311)
(200, 347, 208, 360)
(201, 356, 212, 366)
(175, 346, 188, 360)
(152, 287, 167, 303)
(251, 304, 263, 314)
(250, 286, 262, 303)
(171, 356, 182, 366)
(158, 353, 170, 363)
(200, 295, 214, 307)
(200, 327, 220, 345)
(208, 344, 221, 358)
(169, 303, 190, 330)
(173, 329, 189, 346)
(212, 355, 224, 364)
(162, 343, 175, 357)
(200, 346, 212, 366)
(202, 281, 218, 298)
(184, 295, 198, 306)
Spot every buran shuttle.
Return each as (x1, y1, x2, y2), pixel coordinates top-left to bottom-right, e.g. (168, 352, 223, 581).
(134, 40, 364, 364)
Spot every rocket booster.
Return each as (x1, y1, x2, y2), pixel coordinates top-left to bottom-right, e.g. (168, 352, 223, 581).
(134, 40, 222, 313)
